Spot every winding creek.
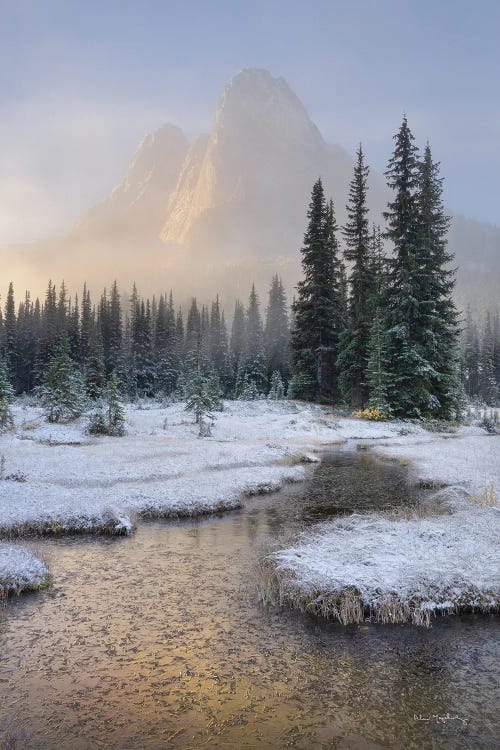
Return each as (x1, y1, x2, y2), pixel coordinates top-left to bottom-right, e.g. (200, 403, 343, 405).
(1, 450, 499, 749)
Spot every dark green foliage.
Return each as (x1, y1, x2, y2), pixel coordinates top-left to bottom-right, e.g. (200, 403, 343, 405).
(237, 285, 267, 395)
(268, 370, 285, 400)
(264, 275, 289, 382)
(0, 357, 14, 430)
(88, 373, 126, 436)
(291, 180, 344, 401)
(337, 146, 373, 407)
(479, 312, 498, 405)
(416, 143, 462, 417)
(36, 337, 85, 422)
(85, 332, 106, 400)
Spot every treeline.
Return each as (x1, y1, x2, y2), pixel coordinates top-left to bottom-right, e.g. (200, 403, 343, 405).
(0, 116, 498, 416)
(460, 307, 500, 404)
(0, 275, 290, 401)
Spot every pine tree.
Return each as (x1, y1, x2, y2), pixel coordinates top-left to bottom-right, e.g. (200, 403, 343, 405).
(39, 280, 58, 368)
(479, 312, 498, 405)
(37, 337, 85, 422)
(337, 146, 373, 407)
(493, 310, 500, 391)
(3, 282, 17, 386)
(85, 331, 106, 400)
(461, 306, 480, 398)
(366, 311, 392, 414)
(268, 370, 285, 400)
(239, 285, 267, 394)
(106, 373, 126, 436)
(185, 367, 217, 435)
(108, 281, 123, 374)
(230, 299, 246, 376)
(382, 117, 431, 417)
(417, 143, 462, 417)
(264, 275, 289, 381)
(0, 357, 14, 431)
(79, 283, 93, 365)
(209, 297, 233, 393)
(291, 180, 342, 401)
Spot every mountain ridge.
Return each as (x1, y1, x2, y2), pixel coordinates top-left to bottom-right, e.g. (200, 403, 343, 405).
(1, 68, 498, 309)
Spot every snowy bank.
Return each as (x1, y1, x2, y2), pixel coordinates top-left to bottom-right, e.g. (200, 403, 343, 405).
(0, 544, 49, 597)
(261, 428, 500, 626)
(0, 400, 345, 538)
(0, 399, 358, 584)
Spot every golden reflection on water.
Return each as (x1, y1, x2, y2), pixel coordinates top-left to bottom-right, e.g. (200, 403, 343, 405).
(0, 452, 498, 749)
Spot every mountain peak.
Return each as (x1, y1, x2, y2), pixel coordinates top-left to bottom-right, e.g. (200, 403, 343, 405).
(215, 68, 320, 146)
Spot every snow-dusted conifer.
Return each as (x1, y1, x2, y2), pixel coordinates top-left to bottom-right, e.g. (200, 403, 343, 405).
(37, 337, 85, 422)
(268, 370, 285, 400)
(0, 358, 14, 431)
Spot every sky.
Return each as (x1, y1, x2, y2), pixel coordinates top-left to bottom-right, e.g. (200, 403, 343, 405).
(0, 0, 498, 243)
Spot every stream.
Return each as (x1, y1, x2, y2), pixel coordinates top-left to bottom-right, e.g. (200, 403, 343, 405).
(0, 449, 498, 749)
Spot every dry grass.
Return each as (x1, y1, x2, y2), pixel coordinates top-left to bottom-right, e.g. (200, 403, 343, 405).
(0, 514, 132, 539)
(257, 559, 500, 628)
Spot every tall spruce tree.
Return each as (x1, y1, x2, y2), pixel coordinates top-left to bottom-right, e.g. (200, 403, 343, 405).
(3, 282, 17, 385)
(37, 337, 85, 422)
(291, 179, 341, 401)
(366, 225, 392, 413)
(382, 117, 431, 417)
(264, 275, 289, 381)
(337, 145, 372, 407)
(461, 306, 480, 398)
(417, 143, 462, 417)
(479, 312, 498, 405)
(237, 285, 267, 395)
(0, 357, 14, 430)
(230, 300, 246, 375)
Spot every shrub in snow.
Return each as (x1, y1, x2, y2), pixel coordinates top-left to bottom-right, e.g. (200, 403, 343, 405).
(353, 407, 387, 421)
(36, 338, 85, 423)
(237, 373, 259, 400)
(268, 370, 285, 400)
(480, 410, 499, 435)
(0, 358, 14, 431)
(207, 374, 224, 411)
(185, 370, 218, 435)
(87, 373, 126, 436)
(287, 372, 314, 400)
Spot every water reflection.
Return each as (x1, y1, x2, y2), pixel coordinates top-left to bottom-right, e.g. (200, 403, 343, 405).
(0, 451, 498, 749)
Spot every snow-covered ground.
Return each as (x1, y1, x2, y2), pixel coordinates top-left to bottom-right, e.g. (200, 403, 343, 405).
(1, 399, 498, 623)
(262, 426, 500, 626)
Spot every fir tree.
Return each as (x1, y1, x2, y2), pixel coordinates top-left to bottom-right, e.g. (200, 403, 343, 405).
(416, 143, 462, 417)
(366, 311, 392, 414)
(37, 337, 85, 422)
(291, 180, 342, 401)
(230, 299, 246, 376)
(108, 281, 123, 374)
(264, 275, 289, 381)
(106, 373, 126, 436)
(0, 357, 14, 431)
(239, 285, 267, 393)
(479, 312, 498, 405)
(185, 368, 217, 436)
(337, 145, 373, 407)
(461, 306, 480, 398)
(3, 282, 17, 386)
(268, 370, 285, 400)
(85, 332, 106, 400)
(382, 117, 430, 417)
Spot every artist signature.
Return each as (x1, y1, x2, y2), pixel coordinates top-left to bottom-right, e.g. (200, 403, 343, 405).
(414, 713, 468, 726)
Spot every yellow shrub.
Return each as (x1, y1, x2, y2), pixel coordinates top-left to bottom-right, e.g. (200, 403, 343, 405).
(469, 483, 498, 507)
(353, 407, 386, 421)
